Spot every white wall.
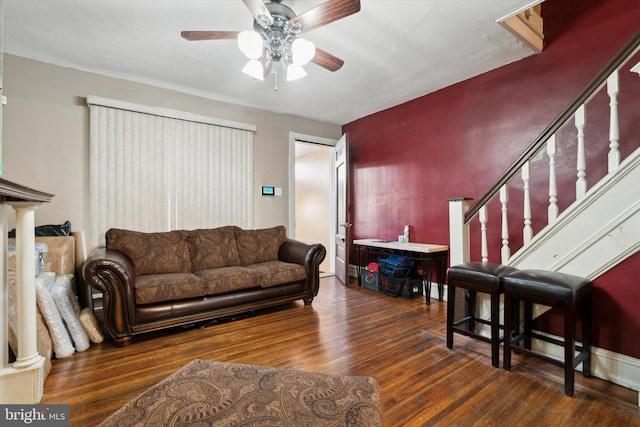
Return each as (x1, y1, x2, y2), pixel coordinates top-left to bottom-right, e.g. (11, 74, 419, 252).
(2, 55, 341, 242)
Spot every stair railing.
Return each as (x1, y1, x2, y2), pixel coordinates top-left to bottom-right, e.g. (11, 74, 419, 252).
(449, 30, 640, 266)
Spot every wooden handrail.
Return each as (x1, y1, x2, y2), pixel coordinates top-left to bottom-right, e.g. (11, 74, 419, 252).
(464, 29, 640, 224)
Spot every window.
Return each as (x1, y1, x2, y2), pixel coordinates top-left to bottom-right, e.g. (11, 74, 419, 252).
(87, 96, 255, 248)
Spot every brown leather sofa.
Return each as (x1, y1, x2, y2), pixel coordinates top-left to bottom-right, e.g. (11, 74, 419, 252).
(83, 225, 326, 346)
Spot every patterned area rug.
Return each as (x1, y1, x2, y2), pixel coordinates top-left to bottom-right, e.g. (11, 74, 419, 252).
(99, 359, 383, 426)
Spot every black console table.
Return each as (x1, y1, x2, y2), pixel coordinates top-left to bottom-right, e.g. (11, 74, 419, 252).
(353, 239, 449, 304)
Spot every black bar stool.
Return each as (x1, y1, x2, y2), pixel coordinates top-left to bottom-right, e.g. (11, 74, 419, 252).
(446, 262, 518, 367)
(502, 269, 593, 396)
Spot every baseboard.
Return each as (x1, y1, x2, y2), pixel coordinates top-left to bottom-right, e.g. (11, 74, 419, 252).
(530, 332, 640, 405)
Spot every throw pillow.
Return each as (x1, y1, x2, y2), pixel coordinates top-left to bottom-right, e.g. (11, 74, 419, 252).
(106, 229, 191, 276)
(190, 226, 241, 271)
(234, 226, 287, 266)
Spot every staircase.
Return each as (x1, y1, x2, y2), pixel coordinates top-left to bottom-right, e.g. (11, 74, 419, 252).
(447, 30, 640, 398)
(508, 146, 640, 280)
(449, 30, 640, 270)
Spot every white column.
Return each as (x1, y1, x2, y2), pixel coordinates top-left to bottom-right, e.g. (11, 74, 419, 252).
(9, 202, 43, 368)
(1, 200, 46, 404)
(607, 70, 620, 173)
(500, 185, 510, 263)
(575, 104, 587, 199)
(522, 161, 532, 245)
(547, 135, 558, 224)
(448, 198, 471, 266)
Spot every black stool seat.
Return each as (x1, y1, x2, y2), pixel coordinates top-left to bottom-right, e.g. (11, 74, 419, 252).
(447, 262, 518, 368)
(500, 270, 592, 303)
(503, 269, 593, 396)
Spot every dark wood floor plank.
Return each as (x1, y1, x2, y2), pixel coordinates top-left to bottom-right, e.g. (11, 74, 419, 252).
(41, 276, 640, 426)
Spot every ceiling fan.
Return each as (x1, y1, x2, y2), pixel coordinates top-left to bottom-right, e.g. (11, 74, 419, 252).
(181, 0, 361, 83)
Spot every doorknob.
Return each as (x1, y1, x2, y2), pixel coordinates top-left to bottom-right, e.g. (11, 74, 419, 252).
(339, 223, 353, 229)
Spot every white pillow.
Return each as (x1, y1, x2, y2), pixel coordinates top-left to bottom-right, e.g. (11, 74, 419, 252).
(51, 276, 90, 352)
(35, 273, 75, 358)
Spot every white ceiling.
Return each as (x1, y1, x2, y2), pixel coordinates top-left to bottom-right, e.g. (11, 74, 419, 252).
(1, 0, 540, 125)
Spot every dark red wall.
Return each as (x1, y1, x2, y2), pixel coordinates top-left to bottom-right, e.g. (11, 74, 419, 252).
(343, 0, 640, 358)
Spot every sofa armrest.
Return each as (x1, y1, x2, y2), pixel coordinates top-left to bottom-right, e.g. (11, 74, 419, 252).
(279, 239, 326, 298)
(82, 248, 137, 345)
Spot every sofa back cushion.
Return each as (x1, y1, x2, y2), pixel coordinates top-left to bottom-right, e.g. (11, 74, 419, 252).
(234, 226, 287, 266)
(189, 226, 241, 271)
(106, 228, 191, 276)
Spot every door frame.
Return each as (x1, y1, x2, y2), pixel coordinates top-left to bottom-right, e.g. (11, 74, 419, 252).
(288, 132, 338, 275)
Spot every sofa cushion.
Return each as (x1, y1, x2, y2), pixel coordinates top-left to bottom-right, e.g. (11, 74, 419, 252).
(247, 261, 307, 288)
(190, 226, 240, 271)
(106, 229, 192, 276)
(234, 226, 287, 266)
(194, 267, 260, 296)
(135, 273, 206, 305)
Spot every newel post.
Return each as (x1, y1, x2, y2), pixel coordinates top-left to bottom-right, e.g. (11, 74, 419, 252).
(448, 198, 472, 266)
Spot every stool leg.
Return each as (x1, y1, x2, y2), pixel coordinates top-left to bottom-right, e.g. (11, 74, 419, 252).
(564, 302, 576, 396)
(490, 289, 500, 368)
(503, 289, 513, 370)
(524, 301, 533, 350)
(582, 295, 592, 378)
(465, 290, 477, 332)
(446, 283, 455, 349)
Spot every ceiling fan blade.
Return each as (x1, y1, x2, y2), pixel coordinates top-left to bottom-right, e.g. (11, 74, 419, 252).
(181, 31, 240, 41)
(312, 47, 344, 72)
(242, 0, 272, 22)
(290, 0, 361, 33)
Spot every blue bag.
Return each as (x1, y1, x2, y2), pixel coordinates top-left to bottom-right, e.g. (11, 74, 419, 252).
(379, 255, 414, 278)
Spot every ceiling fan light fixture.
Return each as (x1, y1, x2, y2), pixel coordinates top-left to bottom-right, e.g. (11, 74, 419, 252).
(238, 30, 263, 59)
(292, 38, 316, 65)
(286, 63, 307, 81)
(183, 0, 362, 85)
(242, 59, 265, 80)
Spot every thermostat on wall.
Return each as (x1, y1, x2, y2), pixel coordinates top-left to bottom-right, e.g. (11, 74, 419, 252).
(262, 186, 275, 196)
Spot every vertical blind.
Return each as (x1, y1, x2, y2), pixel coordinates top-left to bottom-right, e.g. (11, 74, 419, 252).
(87, 96, 255, 249)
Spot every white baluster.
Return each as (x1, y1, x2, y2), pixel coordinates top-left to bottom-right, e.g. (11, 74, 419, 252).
(547, 135, 558, 224)
(479, 205, 488, 262)
(608, 69, 620, 173)
(500, 185, 510, 263)
(522, 161, 532, 245)
(575, 104, 587, 199)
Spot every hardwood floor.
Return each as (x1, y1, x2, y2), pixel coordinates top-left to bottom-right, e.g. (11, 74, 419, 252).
(42, 276, 640, 426)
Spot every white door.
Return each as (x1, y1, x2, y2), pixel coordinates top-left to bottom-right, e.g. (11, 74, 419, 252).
(334, 134, 351, 285)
